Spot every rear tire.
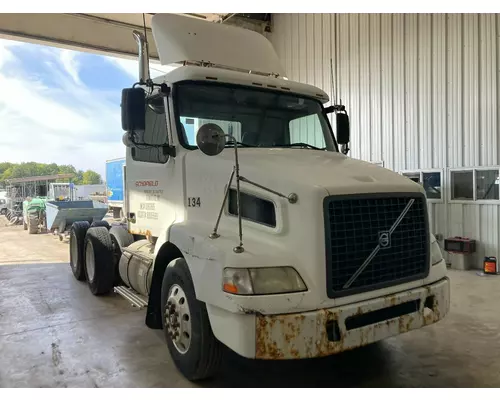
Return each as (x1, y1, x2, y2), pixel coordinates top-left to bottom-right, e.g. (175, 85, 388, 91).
(84, 227, 115, 295)
(90, 220, 110, 229)
(161, 258, 222, 381)
(23, 219, 27, 230)
(70, 221, 90, 281)
(109, 226, 134, 285)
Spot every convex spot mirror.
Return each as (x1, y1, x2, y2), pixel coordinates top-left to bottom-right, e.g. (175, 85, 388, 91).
(196, 123, 227, 156)
(121, 87, 146, 133)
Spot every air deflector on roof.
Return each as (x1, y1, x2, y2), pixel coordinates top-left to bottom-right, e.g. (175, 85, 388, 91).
(151, 13, 285, 77)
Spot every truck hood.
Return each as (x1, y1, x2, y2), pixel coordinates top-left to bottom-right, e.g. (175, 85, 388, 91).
(200, 148, 422, 196)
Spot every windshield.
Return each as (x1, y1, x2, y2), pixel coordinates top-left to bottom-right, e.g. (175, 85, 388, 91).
(175, 82, 337, 151)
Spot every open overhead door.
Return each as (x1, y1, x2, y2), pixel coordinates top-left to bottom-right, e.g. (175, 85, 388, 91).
(0, 14, 162, 61)
(0, 13, 272, 62)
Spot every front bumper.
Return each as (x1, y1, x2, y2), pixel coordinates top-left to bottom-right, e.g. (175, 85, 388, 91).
(255, 277, 450, 359)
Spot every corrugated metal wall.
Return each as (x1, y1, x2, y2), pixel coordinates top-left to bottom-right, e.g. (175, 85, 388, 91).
(270, 13, 500, 268)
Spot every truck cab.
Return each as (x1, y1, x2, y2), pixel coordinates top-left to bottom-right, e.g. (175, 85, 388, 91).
(69, 13, 450, 381)
(48, 182, 74, 201)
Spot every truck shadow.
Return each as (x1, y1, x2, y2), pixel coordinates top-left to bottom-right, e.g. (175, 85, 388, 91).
(206, 342, 395, 387)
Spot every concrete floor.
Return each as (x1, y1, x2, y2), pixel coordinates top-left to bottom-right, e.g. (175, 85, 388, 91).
(1, 220, 500, 387)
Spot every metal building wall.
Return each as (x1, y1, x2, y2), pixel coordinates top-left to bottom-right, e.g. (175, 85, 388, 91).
(270, 13, 500, 268)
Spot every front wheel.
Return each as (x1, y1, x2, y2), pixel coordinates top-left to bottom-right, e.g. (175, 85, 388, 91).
(161, 258, 222, 381)
(28, 216, 38, 234)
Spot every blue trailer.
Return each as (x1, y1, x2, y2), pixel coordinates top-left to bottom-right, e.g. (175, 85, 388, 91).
(106, 158, 126, 219)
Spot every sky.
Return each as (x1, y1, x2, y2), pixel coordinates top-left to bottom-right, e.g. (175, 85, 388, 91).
(0, 38, 174, 177)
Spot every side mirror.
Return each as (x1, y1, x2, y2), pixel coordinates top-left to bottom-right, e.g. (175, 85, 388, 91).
(336, 112, 350, 145)
(121, 88, 146, 132)
(196, 123, 227, 156)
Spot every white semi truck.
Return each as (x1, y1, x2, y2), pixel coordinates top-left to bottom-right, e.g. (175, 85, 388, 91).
(69, 14, 450, 381)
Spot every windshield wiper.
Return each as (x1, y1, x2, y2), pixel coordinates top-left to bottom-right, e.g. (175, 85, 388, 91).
(274, 142, 325, 150)
(225, 141, 256, 148)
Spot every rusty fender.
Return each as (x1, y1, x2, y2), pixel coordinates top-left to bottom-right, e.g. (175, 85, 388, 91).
(255, 277, 450, 360)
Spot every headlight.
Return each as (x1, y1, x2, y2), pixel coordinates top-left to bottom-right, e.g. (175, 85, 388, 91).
(223, 267, 307, 295)
(431, 234, 443, 266)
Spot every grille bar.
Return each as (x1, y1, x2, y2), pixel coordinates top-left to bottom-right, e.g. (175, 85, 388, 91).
(324, 192, 430, 299)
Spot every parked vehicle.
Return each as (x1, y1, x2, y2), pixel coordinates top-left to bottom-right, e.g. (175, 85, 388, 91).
(105, 158, 126, 219)
(22, 197, 47, 234)
(69, 14, 450, 381)
(46, 200, 108, 241)
(48, 182, 75, 201)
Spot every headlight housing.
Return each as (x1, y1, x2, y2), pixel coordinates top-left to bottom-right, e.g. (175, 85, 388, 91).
(431, 234, 444, 266)
(223, 267, 307, 295)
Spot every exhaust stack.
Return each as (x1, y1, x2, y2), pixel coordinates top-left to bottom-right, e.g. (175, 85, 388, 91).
(132, 30, 150, 84)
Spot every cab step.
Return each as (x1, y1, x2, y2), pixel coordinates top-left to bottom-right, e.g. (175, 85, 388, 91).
(114, 286, 148, 309)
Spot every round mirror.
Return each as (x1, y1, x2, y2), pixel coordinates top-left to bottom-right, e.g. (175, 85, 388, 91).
(196, 123, 226, 156)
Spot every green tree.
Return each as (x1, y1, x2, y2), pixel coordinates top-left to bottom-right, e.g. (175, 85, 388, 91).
(0, 162, 102, 187)
(82, 170, 102, 184)
(0, 162, 13, 177)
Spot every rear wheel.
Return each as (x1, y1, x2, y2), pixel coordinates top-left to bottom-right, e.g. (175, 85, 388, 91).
(161, 258, 222, 381)
(90, 220, 110, 229)
(84, 227, 115, 295)
(109, 226, 134, 285)
(69, 221, 90, 281)
(23, 218, 27, 230)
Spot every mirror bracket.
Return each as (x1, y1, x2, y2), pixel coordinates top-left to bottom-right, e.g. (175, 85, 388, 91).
(162, 145, 176, 157)
(324, 104, 346, 114)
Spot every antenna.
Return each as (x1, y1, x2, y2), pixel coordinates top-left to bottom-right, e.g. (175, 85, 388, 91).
(334, 14, 339, 106)
(330, 58, 336, 106)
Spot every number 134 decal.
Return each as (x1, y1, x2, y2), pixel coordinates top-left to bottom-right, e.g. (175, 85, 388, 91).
(187, 197, 201, 207)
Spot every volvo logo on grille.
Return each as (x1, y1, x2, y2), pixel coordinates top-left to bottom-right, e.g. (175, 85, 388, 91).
(378, 231, 391, 248)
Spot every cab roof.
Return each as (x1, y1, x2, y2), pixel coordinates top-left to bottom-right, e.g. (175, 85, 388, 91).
(154, 65, 330, 104)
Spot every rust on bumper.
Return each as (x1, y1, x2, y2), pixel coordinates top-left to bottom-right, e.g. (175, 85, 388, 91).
(255, 277, 450, 360)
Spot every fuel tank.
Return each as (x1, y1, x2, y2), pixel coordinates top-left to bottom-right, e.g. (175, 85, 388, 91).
(118, 240, 154, 297)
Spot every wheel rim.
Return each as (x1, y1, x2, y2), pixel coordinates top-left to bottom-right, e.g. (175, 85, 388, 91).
(85, 241, 95, 282)
(70, 232, 78, 270)
(165, 284, 192, 354)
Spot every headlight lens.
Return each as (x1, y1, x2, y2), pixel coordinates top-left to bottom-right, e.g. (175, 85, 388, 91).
(223, 267, 307, 295)
(431, 234, 443, 266)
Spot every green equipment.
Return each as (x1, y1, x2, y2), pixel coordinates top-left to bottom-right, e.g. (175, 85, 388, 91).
(22, 197, 47, 234)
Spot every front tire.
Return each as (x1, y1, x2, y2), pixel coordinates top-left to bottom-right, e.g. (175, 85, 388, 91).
(161, 258, 222, 381)
(28, 216, 38, 234)
(84, 227, 115, 295)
